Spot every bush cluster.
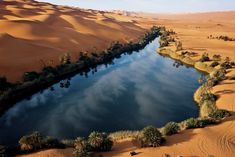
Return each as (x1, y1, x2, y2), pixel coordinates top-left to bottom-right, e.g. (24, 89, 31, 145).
(200, 100, 216, 117)
(199, 93, 217, 104)
(209, 109, 231, 119)
(183, 118, 217, 129)
(199, 52, 210, 62)
(140, 126, 163, 147)
(159, 29, 176, 48)
(162, 122, 180, 136)
(18, 132, 64, 152)
(220, 57, 235, 69)
(208, 35, 235, 41)
(88, 132, 113, 152)
(73, 137, 90, 157)
(210, 61, 219, 67)
(73, 132, 113, 157)
(210, 69, 226, 85)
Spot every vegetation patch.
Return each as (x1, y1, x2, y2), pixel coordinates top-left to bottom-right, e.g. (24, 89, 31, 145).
(109, 130, 141, 141)
(88, 132, 113, 152)
(199, 52, 210, 62)
(182, 118, 218, 129)
(220, 57, 235, 69)
(200, 100, 216, 117)
(18, 132, 64, 152)
(210, 61, 219, 67)
(139, 126, 164, 147)
(162, 122, 180, 136)
(208, 35, 235, 41)
(209, 109, 231, 119)
(73, 137, 90, 157)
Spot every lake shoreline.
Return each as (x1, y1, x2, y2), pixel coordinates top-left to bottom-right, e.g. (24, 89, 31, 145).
(157, 47, 214, 103)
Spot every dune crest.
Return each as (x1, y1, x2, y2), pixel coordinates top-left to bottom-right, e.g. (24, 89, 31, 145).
(0, 0, 152, 82)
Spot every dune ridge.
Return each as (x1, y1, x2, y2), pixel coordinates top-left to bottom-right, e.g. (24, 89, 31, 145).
(0, 0, 155, 82)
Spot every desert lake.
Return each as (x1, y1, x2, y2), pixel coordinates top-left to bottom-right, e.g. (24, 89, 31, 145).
(0, 38, 202, 144)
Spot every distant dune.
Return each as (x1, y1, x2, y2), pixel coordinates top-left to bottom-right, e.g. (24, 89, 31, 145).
(0, 0, 156, 82)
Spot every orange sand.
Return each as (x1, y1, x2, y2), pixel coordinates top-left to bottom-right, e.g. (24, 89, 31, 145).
(0, 0, 155, 82)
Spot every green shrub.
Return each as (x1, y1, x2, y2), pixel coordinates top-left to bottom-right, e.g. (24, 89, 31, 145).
(209, 68, 226, 85)
(183, 118, 217, 129)
(199, 52, 210, 62)
(200, 100, 216, 117)
(88, 132, 113, 152)
(18, 132, 63, 152)
(73, 137, 90, 157)
(184, 118, 199, 129)
(210, 61, 219, 67)
(19, 132, 44, 151)
(140, 126, 163, 147)
(199, 118, 218, 126)
(23, 71, 40, 82)
(220, 61, 233, 69)
(209, 109, 231, 119)
(162, 122, 180, 136)
(200, 93, 217, 104)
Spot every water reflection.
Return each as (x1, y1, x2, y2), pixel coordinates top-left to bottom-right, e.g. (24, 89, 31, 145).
(0, 38, 201, 144)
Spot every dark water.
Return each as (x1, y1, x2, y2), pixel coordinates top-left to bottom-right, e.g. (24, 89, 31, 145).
(0, 38, 201, 144)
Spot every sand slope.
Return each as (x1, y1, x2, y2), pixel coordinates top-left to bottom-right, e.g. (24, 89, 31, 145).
(0, 0, 155, 82)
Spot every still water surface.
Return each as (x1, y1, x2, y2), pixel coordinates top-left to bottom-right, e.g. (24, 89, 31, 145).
(0, 38, 201, 144)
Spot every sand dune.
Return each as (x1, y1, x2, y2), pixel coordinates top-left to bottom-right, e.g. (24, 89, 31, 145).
(0, 0, 152, 82)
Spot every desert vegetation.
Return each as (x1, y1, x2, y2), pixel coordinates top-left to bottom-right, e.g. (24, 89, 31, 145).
(0, 131, 114, 157)
(139, 126, 164, 147)
(88, 132, 113, 152)
(162, 122, 180, 136)
(182, 118, 218, 129)
(199, 52, 210, 62)
(157, 28, 232, 134)
(18, 132, 64, 152)
(208, 35, 235, 41)
(159, 28, 176, 48)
